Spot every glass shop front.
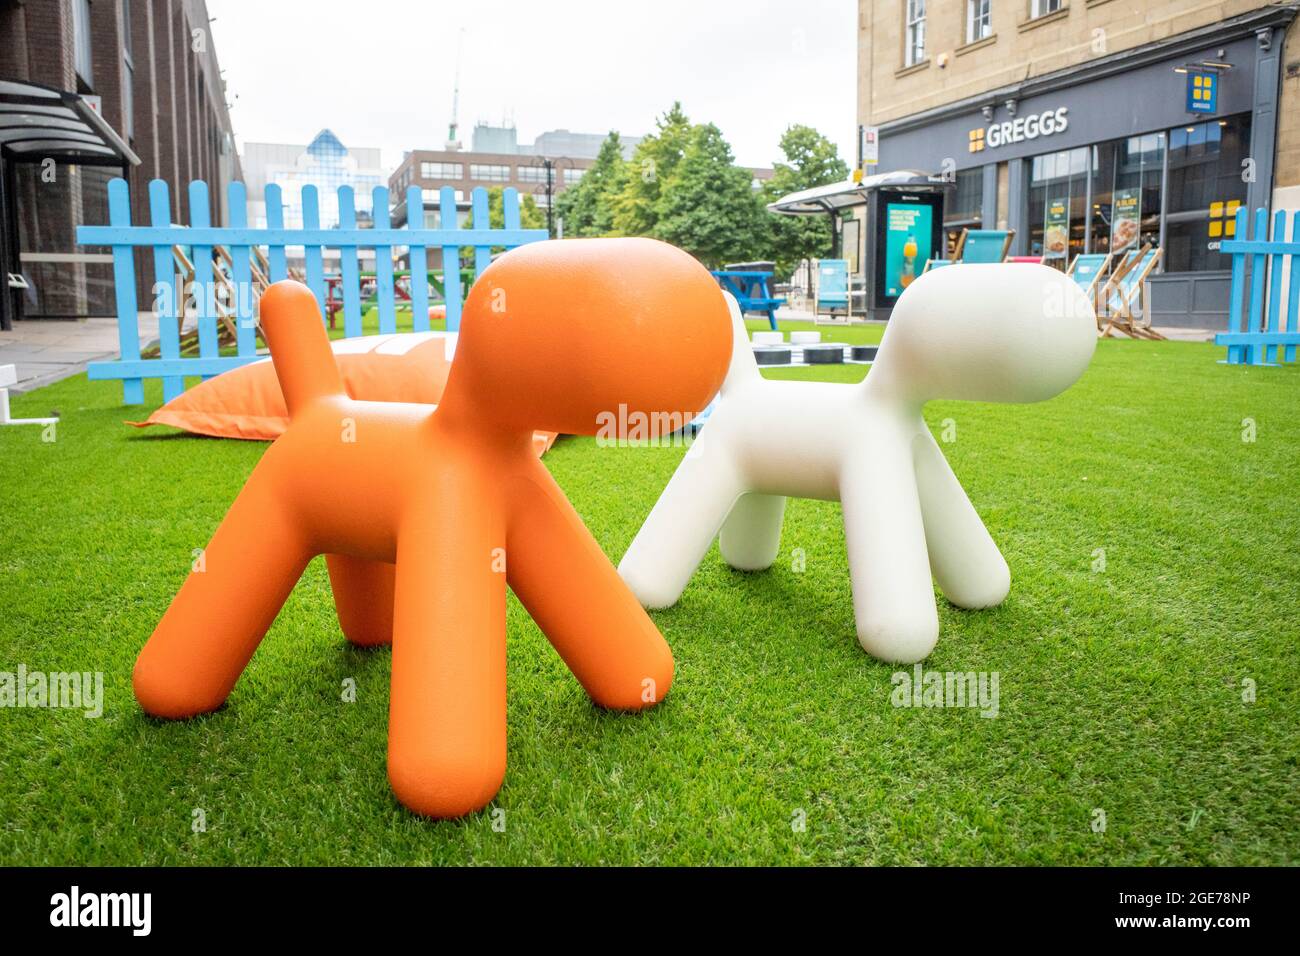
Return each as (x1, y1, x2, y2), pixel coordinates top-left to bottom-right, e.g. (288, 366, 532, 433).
(872, 22, 1282, 327)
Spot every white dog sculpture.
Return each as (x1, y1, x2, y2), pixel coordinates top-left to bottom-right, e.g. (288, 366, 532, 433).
(619, 264, 1096, 663)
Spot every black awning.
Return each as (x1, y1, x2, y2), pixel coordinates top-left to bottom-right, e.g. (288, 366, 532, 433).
(0, 79, 139, 166)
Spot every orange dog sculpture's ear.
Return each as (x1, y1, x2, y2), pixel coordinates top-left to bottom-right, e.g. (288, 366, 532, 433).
(443, 238, 732, 437)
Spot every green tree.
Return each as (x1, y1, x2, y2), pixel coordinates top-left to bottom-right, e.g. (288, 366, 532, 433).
(762, 125, 849, 277)
(554, 132, 626, 237)
(611, 102, 693, 237)
(654, 122, 763, 268)
(486, 185, 545, 230)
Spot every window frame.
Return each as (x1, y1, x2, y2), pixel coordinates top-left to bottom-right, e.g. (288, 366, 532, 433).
(904, 0, 927, 67)
(420, 161, 464, 179)
(468, 163, 511, 183)
(73, 0, 94, 87)
(1030, 0, 1063, 19)
(966, 0, 991, 44)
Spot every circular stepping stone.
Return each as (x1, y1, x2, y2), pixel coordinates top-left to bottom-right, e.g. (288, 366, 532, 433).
(752, 331, 784, 346)
(753, 347, 792, 366)
(790, 331, 821, 345)
(803, 344, 844, 364)
(850, 345, 879, 362)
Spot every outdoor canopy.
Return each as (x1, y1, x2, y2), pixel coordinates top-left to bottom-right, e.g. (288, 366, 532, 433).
(766, 169, 952, 216)
(0, 79, 140, 330)
(0, 79, 139, 164)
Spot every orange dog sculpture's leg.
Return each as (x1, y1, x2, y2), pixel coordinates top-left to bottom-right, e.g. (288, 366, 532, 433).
(326, 554, 395, 647)
(386, 498, 508, 818)
(134, 470, 312, 719)
(506, 466, 674, 711)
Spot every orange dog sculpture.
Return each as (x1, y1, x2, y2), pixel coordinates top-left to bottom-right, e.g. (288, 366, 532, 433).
(133, 238, 732, 817)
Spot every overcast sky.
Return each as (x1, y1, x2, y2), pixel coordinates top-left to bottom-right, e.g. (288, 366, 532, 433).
(206, 0, 856, 173)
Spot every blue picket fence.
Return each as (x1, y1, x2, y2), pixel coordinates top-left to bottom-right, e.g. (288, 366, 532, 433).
(77, 178, 547, 404)
(1215, 207, 1300, 366)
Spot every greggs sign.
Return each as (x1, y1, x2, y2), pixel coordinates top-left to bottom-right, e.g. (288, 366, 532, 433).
(969, 107, 1070, 152)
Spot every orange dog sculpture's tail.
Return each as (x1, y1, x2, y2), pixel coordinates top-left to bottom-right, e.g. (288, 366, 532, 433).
(258, 285, 348, 415)
(133, 239, 732, 817)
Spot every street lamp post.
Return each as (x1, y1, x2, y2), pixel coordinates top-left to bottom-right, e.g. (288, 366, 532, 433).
(527, 156, 571, 239)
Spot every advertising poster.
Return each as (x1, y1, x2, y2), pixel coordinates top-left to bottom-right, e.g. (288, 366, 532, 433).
(1111, 188, 1141, 252)
(1043, 198, 1069, 260)
(883, 203, 932, 298)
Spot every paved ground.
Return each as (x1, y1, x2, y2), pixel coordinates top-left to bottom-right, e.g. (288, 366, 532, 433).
(0, 313, 191, 394)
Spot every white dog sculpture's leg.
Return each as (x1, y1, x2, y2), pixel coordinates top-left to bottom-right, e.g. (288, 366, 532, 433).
(840, 441, 939, 663)
(912, 427, 1011, 610)
(718, 493, 787, 571)
(619, 444, 746, 609)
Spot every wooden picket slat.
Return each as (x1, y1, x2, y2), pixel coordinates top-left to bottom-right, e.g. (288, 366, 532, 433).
(188, 180, 220, 379)
(105, 179, 144, 404)
(78, 176, 547, 401)
(471, 187, 491, 279)
(503, 187, 521, 232)
(1263, 210, 1285, 364)
(1246, 209, 1268, 366)
(1287, 212, 1300, 364)
(440, 186, 463, 331)
(226, 182, 257, 357)
(372, 186, 396, 335)
(407, 185, 431, 332)
(148, 180, 184, 402)
(301, 185, 328, 320)
(1225, 208, 1247, 365)
(265, 183, 288, 281)
(337, 186, 363, 339)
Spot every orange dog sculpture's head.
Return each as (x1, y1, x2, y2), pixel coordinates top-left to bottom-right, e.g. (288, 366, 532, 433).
(445, 238, 732, 436)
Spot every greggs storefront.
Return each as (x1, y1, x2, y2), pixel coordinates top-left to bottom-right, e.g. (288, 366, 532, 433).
(873, 7, 1294, 329)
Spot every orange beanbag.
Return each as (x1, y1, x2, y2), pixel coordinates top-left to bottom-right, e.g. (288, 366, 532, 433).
(128, 332, 557, 455)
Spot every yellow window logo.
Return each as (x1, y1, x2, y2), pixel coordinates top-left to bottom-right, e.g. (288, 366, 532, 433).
(1208, 199, 1240, 238)
(968, 128, 985, 153)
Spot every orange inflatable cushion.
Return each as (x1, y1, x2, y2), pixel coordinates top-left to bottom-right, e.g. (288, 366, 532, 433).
(128, 331, 558, 455)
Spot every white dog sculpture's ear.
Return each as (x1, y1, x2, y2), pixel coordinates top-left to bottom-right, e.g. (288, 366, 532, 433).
(864, 264, 1096, 406)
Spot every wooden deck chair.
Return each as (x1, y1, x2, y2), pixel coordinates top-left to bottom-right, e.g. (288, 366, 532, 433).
(144, 246, 243, 359)
(961, 229, 1015, 263)
(1099, 246, 1165, 340)
(1066, 252, 1112, 314)
(923, 228, 1016, 272)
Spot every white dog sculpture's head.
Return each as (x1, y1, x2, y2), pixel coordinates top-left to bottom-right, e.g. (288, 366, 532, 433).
(867, 263, 1097, 406)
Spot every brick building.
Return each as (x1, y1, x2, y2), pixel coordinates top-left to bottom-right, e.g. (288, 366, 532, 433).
(855, 0, 1300, 328)
(1, 0, 238, 324)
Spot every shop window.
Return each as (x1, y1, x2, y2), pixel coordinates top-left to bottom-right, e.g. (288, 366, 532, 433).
(1164, 115, 1251, 273)
(943, 167, 984, 257)
(904, 0, 926, 66)
(1027, 147, 1088, 269)
(1088, 132, 1164, 261)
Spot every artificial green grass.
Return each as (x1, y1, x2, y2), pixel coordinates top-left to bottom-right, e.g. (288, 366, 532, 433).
(0, 327, 1297, 865)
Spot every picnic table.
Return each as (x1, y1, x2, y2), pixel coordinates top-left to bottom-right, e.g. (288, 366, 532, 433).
(711, 269, 785, 331)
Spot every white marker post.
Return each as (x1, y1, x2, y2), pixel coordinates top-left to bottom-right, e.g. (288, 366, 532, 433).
(0, 364, 58, 427)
